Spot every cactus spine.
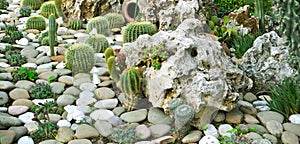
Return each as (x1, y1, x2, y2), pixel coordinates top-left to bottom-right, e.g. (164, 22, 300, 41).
(26, 15, 46, 30)
(40, 1, 57, 18)
(86, 16, 110, 35)
(65, 43, 95, 74)
(21, 0, 42, 10)
(85, 34, 109, 53)
(119, 67, 141, 111)
(123, 21, 157, 43)
(49, 14, 56, 56)
(67, 20, 82, 30)
(54, 0, 65, 21)
(104, 13, 125, 29)
(254, 0, 265, 33)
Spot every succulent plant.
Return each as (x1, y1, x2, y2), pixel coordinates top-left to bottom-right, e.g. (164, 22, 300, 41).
(54, 0, 65, 21)
(123, 21, 157, 43)
(30, 122, 58, 143)
(40, 1, 57, 18)
(21, 0, 42, 10)
(168, 98, 186, 115)
(104, 47, 114, 62)
(0, 0, 8, 9)
(65, 43, 95, 74)
(19, 6, 31, 17)
(174, 104, 195, 136)
(104, 13, 125, 29)
(48, 14, 56, 56)
(31, 101, 64, 116)
(26, 15, 46, 30)
(12, 67, 38, 82)
(2, 23, 23, 44)
(110, 124, 138, 143)
(29, 83, 54, 99)
(67, 19, 82, 30)
(84, 34, 109, 53)
(86, 16, 110, 35)
(7, 54, 27, 66)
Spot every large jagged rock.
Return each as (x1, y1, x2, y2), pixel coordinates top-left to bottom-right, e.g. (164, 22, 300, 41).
(120, 18, 253, 129)
(240, 31, 298, 92)
(62, 0, 121, 22)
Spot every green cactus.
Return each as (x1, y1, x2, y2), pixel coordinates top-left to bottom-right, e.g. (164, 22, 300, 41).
(123, 21, 157, 43)
(49, 14, 56, 56)
(254, 0, 265, 33)
(54, 0, 65, 21)
(86, 16, 110, 35)
(21, 0, 42, 10)
(104, 13, 125, 29)
(26, 15, 46, 30)
(120, 67, 141, 111)
(67, 19, 82, 30)
(0, 0, 8, 9)
(65, 43, 95, 74)
(168, 98, 186, 115)
(104, 47, 115, 62)
(84, 34, 109, 53)
(106, 56, 120, 82)
(174, 104, 194, 135)
(40, 1, 57, 18)
(19, 7, 31, 17)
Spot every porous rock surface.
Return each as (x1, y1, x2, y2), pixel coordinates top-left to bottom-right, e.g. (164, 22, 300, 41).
(120, 18, 253, 129)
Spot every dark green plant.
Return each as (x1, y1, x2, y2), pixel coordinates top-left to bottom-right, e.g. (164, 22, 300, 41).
(40, 1, 58, 18)
(104, 13, 125, 29)
(110, 124, 139, 143)
(54, 0, 65, 21)
(0, 0, 8, 9)
(48, 14, 56, 56)
(31, 101, 64, 121)
(19, 7, 31, 17)
(2, 22, 23, 44)
(254, 0, 265, 33)
(30, 122, 58, 143)
(86, 16, 110, 35)
(267, 77, 300, 119)
(12, 67, 38, 82)
(67, 19, 82, 30)
(141, 44, 168, 70)
(232, 33, 257, 58)
(38, 31, 48, 44)
(123, 21, 157, 43)
(7, 54, 27, 66)
(104, 48, 121, 82)
(26, 15, 46, 30)
(84, 34, 109, 53)
(21, 0, 42, 10)
(29, 83, 54, 99)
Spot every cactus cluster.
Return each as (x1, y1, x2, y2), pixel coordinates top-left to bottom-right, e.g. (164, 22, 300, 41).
(40, 1, 57, 18)
(21, 0, 42, 10)
(86, 16, 110, 35)
(19, 7, 31, 17)
(123, 21, 157, 43)
(48, 14, 56, 56)
(104, 47, 120, 82)
(67, 19, 82, 30)
(26, 15, 46, 30)
(85, 34, 109, 53)
(104, 13, 125, 29)
(65, 43, 95, 74)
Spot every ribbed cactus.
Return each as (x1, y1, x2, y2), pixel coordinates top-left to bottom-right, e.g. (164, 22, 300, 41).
(174, 104, 194, 132)
(106, 56, 120, 82)
(84, 34, 109, 53)
(65, 43, 95, 74)
(19, 7, 31, 17)
(54, 0, 65, 21)
(104, 47, 114, 62)
(168, 98, 186, 115)
(254, 0, 265, 33)
(40, 1, 58, 18)
(86, 16, 110, 35)
(21, 0, 42, 10)
(67, 19, 82, 30)
(120, 67, 141, 111)
(104, 13, 125, 29)
(123, 21, 157, 43)
(26, 15, 46, 30)
(49, 14, 56, 56)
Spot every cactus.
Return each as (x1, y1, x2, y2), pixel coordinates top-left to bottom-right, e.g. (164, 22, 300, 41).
(65, 43, 95, 74)
(123, 21, 157, 43)
(84, 34, 109, 53)
(21, 0, 42, 10)
(67, 19, 82, 30)
(54, 0, 65, 21)
(254, 0, 265, 33)
(26, 15, 46, 30)
(0, 0, 8, 9)
(19, 7, 31, 17)
(120, 67, 141, 111)
(168, 98, 186, 115)
(104, 13, 125, 29)
(40, 1, 57, 18)
(86, 16, 110, 35)
(106, 56, 120, 82)
(174, 104, 194, 135)
(104, 47, 115, 62)
(48, 14, 56, 56)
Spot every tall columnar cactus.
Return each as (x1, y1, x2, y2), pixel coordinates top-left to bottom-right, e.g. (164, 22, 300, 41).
(26, 15, 46, 30)
(40, 1, 58, 18)
(86, 16, 110, 35)
(67, 19, 82, 30)
(174, 104, 195, 134)
(48, 14, 56, 56)
(120, 67, 142, 111)
(54, 0, 65, 21)
(273, 0, 300, 69)
(84, 34, 109, 53)
(65, 43, 95, 74)
(21, 0, 42, 10)
(104, 13, 125, 29)
(254, 0, 265, 33)
(123, 21, 157, 43)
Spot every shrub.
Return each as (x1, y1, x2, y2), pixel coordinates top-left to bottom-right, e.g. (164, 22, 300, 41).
(123, 21, 157, 43)
(21, 0, 42, 10)
(12, 67, 38, 82)
(86, 16, 110, 35)
(29, 83, 54, 99)
(19, 7, 31, 17)
(26, 15, 46, 30)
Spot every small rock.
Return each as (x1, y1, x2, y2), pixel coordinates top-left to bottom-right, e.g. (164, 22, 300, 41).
(247, 124, 268, 134)
(39, 140, 63, 144)
(38, 71, 58, 80)
(0, 73, 12, 80)
(257, 111, 284, 126)
(68, 139, 92, 144)
(283, 123, 300, 137)
(198, 135, 219, 144)
(182, 130, 202, 143)
(213, 111, 225, 122)
(50, 82, 65, 94)
(238, 100, 257, 115)
(149, 124, 171, 138)
(79, 90, 94, 98)
(244, 114, 259, 124)
(243, 92, 257, 102)
(76, 97, 97, 106)
(266, 120, 283, 135)
(79, 82, 96, 91)
(17, 136, 34, 144)
(255, 105, 271, 111)
(9, 88, 30, 100)
(203, 124, 218, 137)
(108, 116, 124, 127)
(14, 80, 35, 90)
(58, 76, 73, 85)
(263, 134, 278, 144)
(73, 78, 91, 87)
(218, 124, 234, 137)
(90, 109, 114, 121)
(0, 91, 8, 106)
(49, 114, 62, 122)
(8, 126, 28, 141)
(8, 106, 29, 115)
(253, 100, 268, 106)
(0, 130, 16, 144)
(94, 87, 115, 99)
(112, 107, 125, 116)
(63, 86, 81, 96)
(135, 124, 151, 140)
(281, 131, 299, 144)
(0, 113, 23, 127)
(120, 109, 147, 123)
(64, 105, 85, 121)
(225, 108, 243, 124)
(252, 139, 272, 144)
(94, 120, 113, 137)
(16, 38, 29, 46)
(12, 99, 34, 107)
(148, 107, 173, 125)
(57, 95, 75, 106)
(18, 112, 34, 123)
(244, 132, 263, 141)
(55, 126, 74, 143)
(53, 68, 72, 75)
(75, 124, 99, 139)
(57, 120, 71, 128)
(0, 81, 14, 90)
(93, 99, 118, 109)
(289, 114, 300, 124)
(36, 56, 52, 64)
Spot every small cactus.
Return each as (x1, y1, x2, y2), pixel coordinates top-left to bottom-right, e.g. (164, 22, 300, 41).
(19, 7, 31, 17)
(120, 67, 141, 111)
(40, 1, 57, 18)
(106, 56, 120, 82)
(104, 47, 114, 62)
(21, 0, 42, 10)
(174, 104, 194, 134)
(67, 19, 82, 30)
(86, 16, 110, 35)
(104, 13, 125, 29)
(84, 34, 109, 53)
(26, 15, 46, 30)
(65, 43, 95, 74)
(48, 14, 56, 56)
(54, 0, 65, 21)
(123, 21, 157, 43)
(168, 98, 186, 115)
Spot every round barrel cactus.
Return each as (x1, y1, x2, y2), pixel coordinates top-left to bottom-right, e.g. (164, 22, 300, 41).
(84, 34, 109, 53)
(86, 16, 110, 35)
(123, 21, 157, 43)
(26, 15, 46, 30)
(104, 13, 125, 29)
